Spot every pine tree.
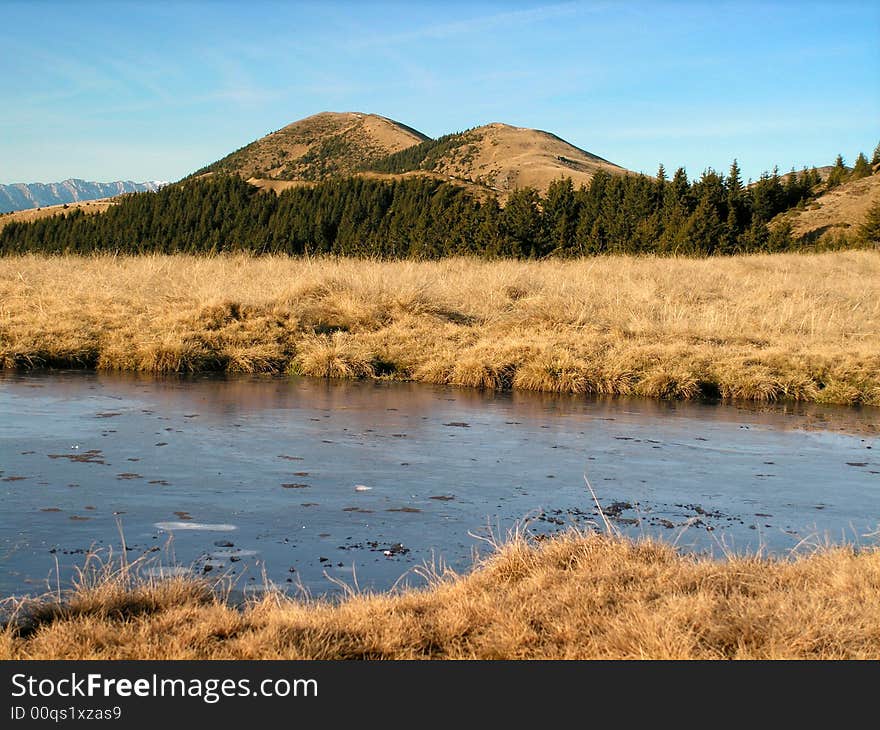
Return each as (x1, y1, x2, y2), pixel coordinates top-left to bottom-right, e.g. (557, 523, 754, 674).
(826, 154, 847, 189)
(501, 187, 545, 258)
(543, 177, 578, 254)
(750, 172, 784, 223)
(851, 152, 871, 180)
(872, 141, 880, 167)
(798, 167, 812, 198)
(657, 204, 689, 254)
(767, 219, 793, 252)
(784, 168, 799, 203)
(722, 206, 740, 254)
(671, 167, 692, 211)
(685, 198, 724, 255)
(727, 159, 743, 195)
(740, 219, 770, 251)
(722, 159, 745, 250)
(694, 168, 726, 212)
(860, 198, 880, 244)
(653, 162, 669, 209)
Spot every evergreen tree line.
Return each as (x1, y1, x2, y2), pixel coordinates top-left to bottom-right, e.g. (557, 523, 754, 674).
(825, 146, 879, 189)
(359, 130, 477, 174)
(0, 154, 875, 258)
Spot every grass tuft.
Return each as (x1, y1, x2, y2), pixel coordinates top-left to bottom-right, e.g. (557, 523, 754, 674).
(292, 332, 374, 378)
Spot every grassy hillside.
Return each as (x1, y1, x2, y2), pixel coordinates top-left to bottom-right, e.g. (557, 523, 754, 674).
(0, 198, 114, 232)
(426, 122, 625, 194)
(775, 173, 880, 245)
(362, 122, 626, 196)
(197, 112, 429, 181)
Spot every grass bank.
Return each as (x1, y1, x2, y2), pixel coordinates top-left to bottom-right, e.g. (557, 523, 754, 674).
(1, 252, 879, 404)
(3, 530, 880, 659)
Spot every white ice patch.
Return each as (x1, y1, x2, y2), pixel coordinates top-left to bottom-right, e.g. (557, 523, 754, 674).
(154, 521, 237, 532)
(209, 549, 258, 558)
(142, 566, 192, 578)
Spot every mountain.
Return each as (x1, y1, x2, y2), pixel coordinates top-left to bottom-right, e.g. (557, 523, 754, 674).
(364, 122, 625, 194)
(197, 112, 429, 182)
(196, 112, 627, 196)
(0, 179, 166, 214)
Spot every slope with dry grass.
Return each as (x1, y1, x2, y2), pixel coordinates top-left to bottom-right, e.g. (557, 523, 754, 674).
(1, 252, 879, 404)
(0, 198, 114, 232)
(197, 112, 629, 198)
(776, 173, 880, 244)
(201, 112, 429, 182)
(426, 122, 625, 195)
(3, 530, 880, 660)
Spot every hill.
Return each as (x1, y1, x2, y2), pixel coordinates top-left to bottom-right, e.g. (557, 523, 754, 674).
(775, 173, 880, 243)
(197, 112, 429, 182)
(0, 198, 114, 232)
(197, 113, 628, 197)
(0, 179, 165, 214)
(381, 122, 625, 194)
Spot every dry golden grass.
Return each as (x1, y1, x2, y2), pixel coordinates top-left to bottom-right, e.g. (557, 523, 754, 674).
(1, 251, 879, 404)
(780, 174, 880, 242)
(215, 111, 427, 181)
(0, 199, 114, 232)
(4, 530, 880, 659)
(430, 122, 625, 195)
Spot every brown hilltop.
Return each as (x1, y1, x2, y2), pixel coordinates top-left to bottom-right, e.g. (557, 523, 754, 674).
(201, 112, 429, 182)
(427, 122, 626, 195)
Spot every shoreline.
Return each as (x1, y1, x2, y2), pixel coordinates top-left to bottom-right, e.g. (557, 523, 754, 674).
(2, 251, 879, 406)
(4, 529, 880, 659)
(3, 362, 880, 408)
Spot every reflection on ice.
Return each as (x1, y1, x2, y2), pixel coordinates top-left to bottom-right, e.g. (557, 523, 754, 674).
(155, 522, 237, 532)
(142, 566, 192, 578)
(209, 549, 258, 558)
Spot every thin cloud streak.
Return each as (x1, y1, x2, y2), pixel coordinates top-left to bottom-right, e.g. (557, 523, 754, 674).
(348, 2, 586, 48)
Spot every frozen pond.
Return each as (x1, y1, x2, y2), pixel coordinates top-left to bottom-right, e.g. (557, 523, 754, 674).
(1, 371, 878, 598)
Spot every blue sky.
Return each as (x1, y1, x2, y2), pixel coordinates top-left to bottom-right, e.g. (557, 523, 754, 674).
(1, 1, 878, 184)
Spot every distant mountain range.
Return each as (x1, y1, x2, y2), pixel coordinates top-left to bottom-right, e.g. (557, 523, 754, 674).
(0, 179, 167, 214)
